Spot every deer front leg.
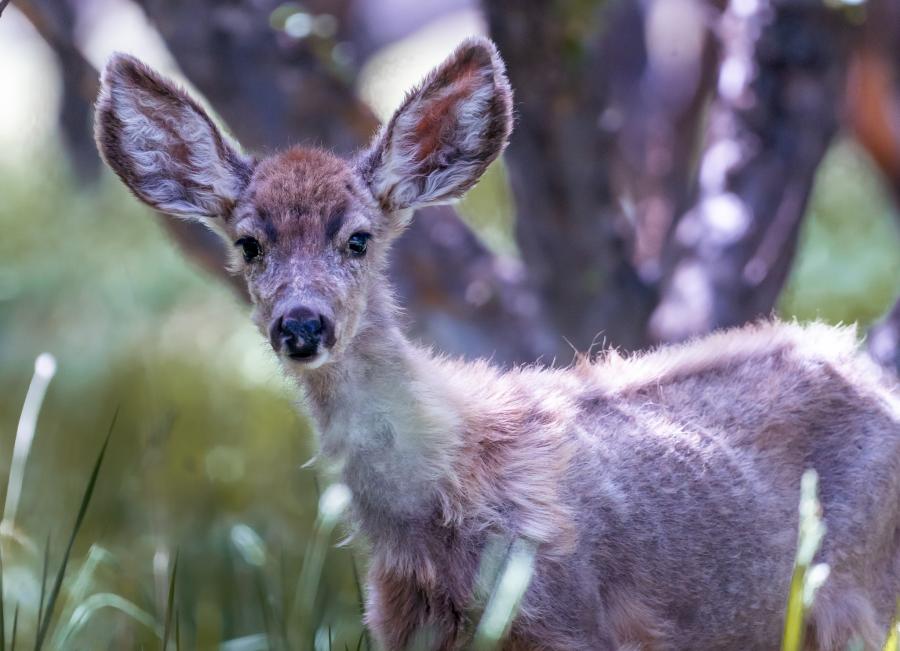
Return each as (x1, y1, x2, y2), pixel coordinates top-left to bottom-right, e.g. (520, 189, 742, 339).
(365, 562, 469, 651)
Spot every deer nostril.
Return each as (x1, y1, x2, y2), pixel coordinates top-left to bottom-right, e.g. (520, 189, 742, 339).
(282, 316, 323, 343)
(273, 307, 331, 359)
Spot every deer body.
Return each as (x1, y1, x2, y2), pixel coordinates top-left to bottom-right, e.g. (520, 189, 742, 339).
(94, 40, 900, 650)
(305, 315, 900, 650)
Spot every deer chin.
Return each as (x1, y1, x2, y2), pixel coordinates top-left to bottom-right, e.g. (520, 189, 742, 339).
(286, 349, 331, 370)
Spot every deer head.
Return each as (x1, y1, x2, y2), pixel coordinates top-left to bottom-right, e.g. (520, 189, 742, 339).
(94, 38, 512, 369)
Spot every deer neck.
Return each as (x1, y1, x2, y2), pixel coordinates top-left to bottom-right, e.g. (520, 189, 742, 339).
(295, 296, 465, 524)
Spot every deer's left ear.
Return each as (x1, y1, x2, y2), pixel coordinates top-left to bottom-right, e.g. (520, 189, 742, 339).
(359, 37, 513, 212)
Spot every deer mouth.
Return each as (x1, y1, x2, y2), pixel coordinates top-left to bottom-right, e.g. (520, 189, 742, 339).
(286, 349, 331, 370)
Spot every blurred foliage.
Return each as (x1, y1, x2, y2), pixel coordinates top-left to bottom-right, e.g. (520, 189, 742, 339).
(458, 161, 517, 258)
(780, 138, 900, 326)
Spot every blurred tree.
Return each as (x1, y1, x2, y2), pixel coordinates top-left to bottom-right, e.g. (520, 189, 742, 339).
(649, 1, 850, 342)
(484, 0, 724, 351)
(14, 0, 900, 372)
(14, 0, 101, 180)
(484, 0, 657, 352)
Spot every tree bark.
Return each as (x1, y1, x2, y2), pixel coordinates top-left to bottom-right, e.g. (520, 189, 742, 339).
(15, 0, 102, 181)
(649, 0, 851, 343)
(483, 0, 659, 353)
(868, 297, 900, 376)
(606, 0, 723, 284)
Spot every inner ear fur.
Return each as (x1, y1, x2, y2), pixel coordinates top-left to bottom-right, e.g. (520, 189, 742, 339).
(359, 37, 513, 212)
(94, 53, 253, 221)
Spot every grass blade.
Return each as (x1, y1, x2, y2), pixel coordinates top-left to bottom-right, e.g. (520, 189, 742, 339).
(47, 545, 116, 650)
(253, 568, 277, 651)
(9, 605, 16, 651)
(290, 484, 351, 647)
(56, 593, 162, 646)
(34, 409, 116, 649)
(349, 553, 370, 651)
(278, 546, 288, 648)
(162, 551, 178, 651)
(3, 354, 57, 531)
(781, 469, 829, 651)
(219, 634, 269, 651)
(175, 611, 181, 651)
(472, 539, 536, 651)
(883, 600, 900, 651)
(0, 536, 5, 651)
(34, 535, 50, 651)
(231, 524, 282, 651)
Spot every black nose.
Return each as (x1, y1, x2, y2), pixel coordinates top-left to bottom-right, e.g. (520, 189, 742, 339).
(271, 307, 332, 358)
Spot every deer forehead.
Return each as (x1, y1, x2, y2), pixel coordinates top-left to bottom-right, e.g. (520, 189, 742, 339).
(235, 146, 374, 242)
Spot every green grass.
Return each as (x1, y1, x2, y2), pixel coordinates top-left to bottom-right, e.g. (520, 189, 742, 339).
(2, 354, 897, 650)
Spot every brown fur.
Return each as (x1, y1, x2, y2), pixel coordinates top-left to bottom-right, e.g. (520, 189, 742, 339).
(94, 39, 900, 650)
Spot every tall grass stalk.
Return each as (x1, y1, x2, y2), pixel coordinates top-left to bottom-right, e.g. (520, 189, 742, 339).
(161, 552, 178, 650)
(0, 540, 5, 651)
(219, 633, 269, 651)
(290, 483, 351, 647)
(53, 593, 161, 646)
(3, 354, 57, 532)
(33, 411, 116, 649)
(46, 545, 115, 649)
(471, 539, 535, 651)
(34, 536, 49, 650)
(230, 523, 287, 650)
(781, 469, 830, 651)
(883, 601, 900, 651)
(10, 605, 17, 651)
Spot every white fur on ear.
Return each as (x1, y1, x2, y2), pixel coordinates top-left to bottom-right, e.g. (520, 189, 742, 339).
(94, 53, 253, 220)
(359, 37, 513, 212)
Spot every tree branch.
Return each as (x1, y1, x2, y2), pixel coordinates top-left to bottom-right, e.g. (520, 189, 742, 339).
(868, 296, 900, 376)
(649, 1, 850, 342)
(483, 0, 659, 352)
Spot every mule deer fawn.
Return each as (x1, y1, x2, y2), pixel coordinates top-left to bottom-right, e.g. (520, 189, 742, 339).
(94, 38, 900, 650)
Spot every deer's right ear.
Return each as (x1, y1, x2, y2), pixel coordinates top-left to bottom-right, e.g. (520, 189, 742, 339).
(94, 54, 253, 221)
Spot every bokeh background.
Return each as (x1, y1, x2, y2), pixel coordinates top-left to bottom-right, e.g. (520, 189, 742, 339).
(0, 0, 899, 648)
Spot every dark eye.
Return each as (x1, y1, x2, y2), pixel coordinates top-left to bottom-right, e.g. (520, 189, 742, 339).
(235, 237, 262, 262)
(347, 232, 371, 256)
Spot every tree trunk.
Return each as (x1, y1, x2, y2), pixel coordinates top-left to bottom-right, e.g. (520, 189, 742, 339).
(483, 0, 659, 353)
(649, 0, 851, 343)
(868, 297, 900, 375)
(15, 0, 101, 181)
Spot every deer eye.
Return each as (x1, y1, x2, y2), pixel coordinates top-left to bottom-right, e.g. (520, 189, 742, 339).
(235, 237, 262, 262)
(347, 232, 370, 256)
